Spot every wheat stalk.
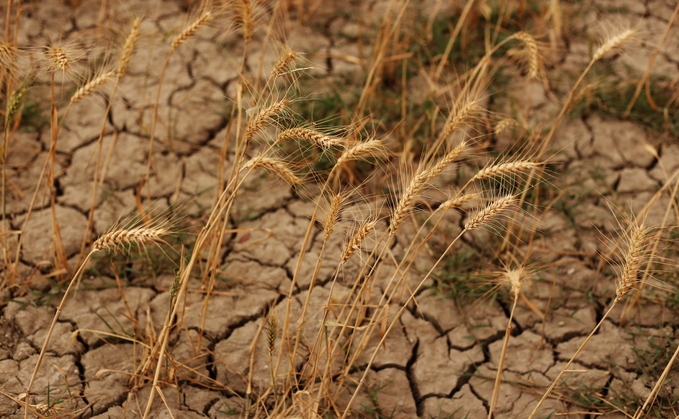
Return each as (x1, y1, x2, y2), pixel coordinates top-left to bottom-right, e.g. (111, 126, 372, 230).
(271, 49, 296, 79)
(71, 71, 115, 103)
(341, 219, 377, 263)
(389, 170, 430, 237)
(514, 32, 541, 79)
(244, 155, 301, 187)
(429, 141, 466, 179)
(117, 17, 142, 79)
(593, 28, 636, 62)
(91, 227, 167, 253)
(472, 160, 539, 182)
(243, 99, 289, 145)
(171, 11, 212, 53)
(278, 127, 341, 148)
(323, 193, 343, 243)
(464, 195, 517, 230)
(616, 223, 649, 301)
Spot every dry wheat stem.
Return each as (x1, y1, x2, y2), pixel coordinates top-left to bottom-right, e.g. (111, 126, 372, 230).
(91, 227, 167, 253)
(429, 140, 465, 179)
(244, 155, 300, 187)
(593, 28, 635, 62)
(117, 17, 141, 79)
(278, 127, 341, 148)
(171, 11, 211, 53)
(514, 31, 540, 79)
(323, 193, 343, 243)
(341, 219, 377, 263)
(389, 170, 430, 237)
(71, 71, 114, 103)
(243, 99, 289, 145)
(472, 160, 539, 181)
(464, 195, 517, 230)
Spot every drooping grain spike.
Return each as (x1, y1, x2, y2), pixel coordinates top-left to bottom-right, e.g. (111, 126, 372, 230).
(244, 155, 301, 187)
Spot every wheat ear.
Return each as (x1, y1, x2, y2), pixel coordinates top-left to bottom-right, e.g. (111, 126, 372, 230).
(441, 98, 478, 138)
(0, 42, 16, 68)
(514, 32, 541, 79)
(243, 99, 289, 145)
(335, 138, 383, 168)
(171, 11, 212, 53)
(429, 141, 466, 179)
(91, 227, 167, 253)
(241, 0, 253, 44)
(244, 155, 301, 187)
(117, 17, 142, 79)
(271, 49, 296, 79)
(464, 195, 517, 230)
(389, 170, 430, 237)
(616, 223, 649, 301)
(472, 160, 539, 181)
(593, 28, 636, 62)
(47, 47, 70, 72)
(278, 127, 341, 148)
(341, 219, 378, 263)
(439, 193, 476, 211)
(71, 71, 115, 103)
(323, 193, 343, 243)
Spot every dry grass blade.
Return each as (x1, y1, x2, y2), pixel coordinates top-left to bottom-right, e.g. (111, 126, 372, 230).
(71, 71, 115, 103)
(390, 170, 430, 237)
(323, 193, 343, 243)
(472, 160, 539, 181)
(429, 141, 466, 179)
(616, 223, 650, 301)
(244, 99, 289, 145)
(341, 219, 377, 263)
(464, 195, 517, 230)
(593, 28, 636, 62)
(117, 17, 142, 79)
(91, 227, 168, 253)
(171, 11, 212, 53)
(278, 127, 341, 148)
(244, 155, 301, 187)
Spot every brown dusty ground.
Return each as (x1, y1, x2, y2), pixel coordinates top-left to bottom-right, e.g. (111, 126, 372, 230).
(2, 0, 679, 418)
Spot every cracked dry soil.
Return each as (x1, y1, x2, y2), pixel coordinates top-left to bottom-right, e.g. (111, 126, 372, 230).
(2, 0, 679, 418)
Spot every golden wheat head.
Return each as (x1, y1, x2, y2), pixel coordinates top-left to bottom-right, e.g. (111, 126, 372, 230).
(92, 227, 168, 253)
(341, 219, 378, 263)
(464, 195, 517, 231)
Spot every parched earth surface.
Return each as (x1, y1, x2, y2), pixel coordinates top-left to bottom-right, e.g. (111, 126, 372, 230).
(2, 0, 679, 418)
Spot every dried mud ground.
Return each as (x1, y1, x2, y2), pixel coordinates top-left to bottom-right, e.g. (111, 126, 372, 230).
(2, 0, 679, 418)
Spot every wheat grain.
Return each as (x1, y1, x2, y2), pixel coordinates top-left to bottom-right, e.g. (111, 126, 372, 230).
(323, 193, 343, 243)
(464, 195, 516, 230)
(245, 155, 301, 187)
(71, 71, 115, 103)
(472, 160, 539, 181)
(514, 32, 541, 80)
(242, 0, 253, 44)
(278, 127, 341, 148)
(593, 28, 636, 62)
(389, 170, 430, 237)
(442, 98, 478, 138)
(267, 311, 278, 356)
(92, 227, 167, 253)
(341, 219, 377, 263)
(117, 17, 142, 79)
(616, 223, 649, 301)
(243, 99, 289, 145)
(429, 141, 466, 179)
(494, 118, 518, 134)
(171, 11, 212, 53)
